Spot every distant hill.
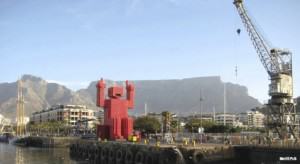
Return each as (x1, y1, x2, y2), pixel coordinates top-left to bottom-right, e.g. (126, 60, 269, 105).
(0, 75, 95, 119)
(0, 75, 261, 119)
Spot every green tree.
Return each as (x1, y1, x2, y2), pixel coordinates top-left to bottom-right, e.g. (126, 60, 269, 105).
(204, 125, 227, 133)
(134, 116, 161, 134)
(161, 111, 171, 133)
(28, 120, 69, 136)
(205, 125, 242, 133)
(185, 118, 215, 133)
(170, 120, 179, 133)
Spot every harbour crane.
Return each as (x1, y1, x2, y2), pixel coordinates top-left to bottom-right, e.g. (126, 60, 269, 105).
(233, 0, 298, 142)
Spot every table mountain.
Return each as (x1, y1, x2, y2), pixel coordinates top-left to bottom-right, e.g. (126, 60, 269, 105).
(78, 76, 261, 115)
(0, 75, 261, 119)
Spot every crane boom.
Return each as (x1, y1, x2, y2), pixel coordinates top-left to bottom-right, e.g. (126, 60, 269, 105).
(233, 0, 292, 76)
(233, 0, 294, 98)
(233, 0, 298, 143)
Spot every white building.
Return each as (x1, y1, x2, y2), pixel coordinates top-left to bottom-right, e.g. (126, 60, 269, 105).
(247, 111, 265, 128)
(237, 113, 248, 125)
(30, 105, 96, 129)
(95, 109, 104, 124)
(192, 113, 214, 122)
(215, 113, 237, 126)
(147, 112, 162, 122)
(0, 114, 12, 133)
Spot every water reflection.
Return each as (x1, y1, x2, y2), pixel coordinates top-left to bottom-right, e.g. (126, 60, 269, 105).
(0, 143, 78, 164)
(16, 147, 24, 164)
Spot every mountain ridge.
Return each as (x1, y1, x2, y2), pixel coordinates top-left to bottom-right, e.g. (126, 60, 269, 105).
(0, 75, 261, 119)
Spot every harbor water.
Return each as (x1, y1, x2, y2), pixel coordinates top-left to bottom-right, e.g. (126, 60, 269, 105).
(0, 143, 78, 164)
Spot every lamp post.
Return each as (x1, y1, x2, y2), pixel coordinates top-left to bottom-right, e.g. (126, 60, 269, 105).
(200, 89, 204, 144)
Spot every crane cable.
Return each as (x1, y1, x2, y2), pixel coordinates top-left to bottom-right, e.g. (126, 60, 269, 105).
(235, 28, 241, 84)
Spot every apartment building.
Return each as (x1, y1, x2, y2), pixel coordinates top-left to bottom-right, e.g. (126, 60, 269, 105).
(215, 113, 237, 126)
(247, 111, 265, 128)
(30, 105, 96, 128)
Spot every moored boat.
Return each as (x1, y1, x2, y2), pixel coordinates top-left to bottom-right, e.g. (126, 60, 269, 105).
(0, 132, 14, 143)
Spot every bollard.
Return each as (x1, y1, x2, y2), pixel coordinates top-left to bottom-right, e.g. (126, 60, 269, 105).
(193, 140, 196, 147)
(184, 139, 188, 146)
(156, 141, 160, 147)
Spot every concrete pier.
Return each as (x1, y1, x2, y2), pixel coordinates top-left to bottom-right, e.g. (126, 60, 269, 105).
(69, 141, 234, 164)
(234, 146, 300, 164)
(14, 136, 80, 147)
(69, 141, 300, 164)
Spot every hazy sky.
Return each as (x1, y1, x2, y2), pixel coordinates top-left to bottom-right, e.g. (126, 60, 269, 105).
(1, 0, 300, 102)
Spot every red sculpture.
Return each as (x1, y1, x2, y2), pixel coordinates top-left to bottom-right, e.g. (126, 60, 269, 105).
(96, 79, 135, 140)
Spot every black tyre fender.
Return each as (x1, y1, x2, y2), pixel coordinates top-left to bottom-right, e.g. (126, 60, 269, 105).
(134, 150, 146, 164)
(144, 147, 160, 164)
(192, 149, 204, 164)
(125, 147, 134, 164)
(158, 147, 185, 164)
(116, 147, 125, 164)
(101, 146, 109, 164)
